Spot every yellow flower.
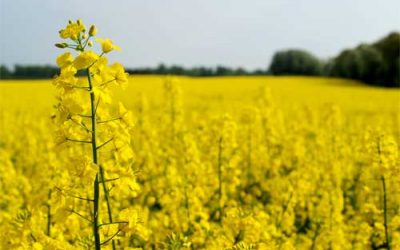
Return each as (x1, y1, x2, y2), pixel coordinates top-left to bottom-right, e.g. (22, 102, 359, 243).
(53, 67, 77, 91)
(56, 52, 74, 68)
(93, 87, 112, 104)
(73, 51, 99, 70)
(59, 20, 86, 40)
(118, 102, 134, 127)
(119, 208, 139, 235)
(96, 38, 121, 53)
(110, 63, 129, 87)
(115, 145, 134, 163)
(32, 242, 43, 250)
(61, 91, 88, 114)
(69, 157, 97, 185)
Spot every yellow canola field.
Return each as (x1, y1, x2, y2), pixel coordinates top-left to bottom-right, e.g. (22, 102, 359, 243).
(0, 76, 399, 249)
(1, 76, 398, 116)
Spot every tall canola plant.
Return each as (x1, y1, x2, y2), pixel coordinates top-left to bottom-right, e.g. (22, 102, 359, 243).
(53, 19, 140, 249)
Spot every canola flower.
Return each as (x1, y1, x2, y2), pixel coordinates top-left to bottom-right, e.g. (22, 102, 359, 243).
(53, 19, 138, 249)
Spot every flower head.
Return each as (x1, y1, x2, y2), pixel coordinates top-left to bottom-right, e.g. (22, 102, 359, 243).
(56, 52, 74, 68)
(59, 20, 86, 40)
(110, 63, 129, 87)
(96, 38, 121, 53)
(73, 51, 99, 70)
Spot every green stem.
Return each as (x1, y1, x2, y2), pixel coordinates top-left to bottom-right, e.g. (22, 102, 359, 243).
(93, 174, 101, 250)
(87, 68, 101, 250)
(100, 166, 116, 250)
(310, 222, 321, 250)
(47, 189, 52, 236)
(247, 125, 252, 179)
(381, 175, 391, 250)
(217, 137, 223, 222)
(184, 184, 190, 226)
(377, 137, 391, 250)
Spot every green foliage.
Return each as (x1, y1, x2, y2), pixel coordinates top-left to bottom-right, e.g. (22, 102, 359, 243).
(330, 32, 399, 87)
(373, 32, 400, 87)
(13, 65, 59, 79)
(268, 32, 399, 87)
(163, 233, 191, 250)
(330, 45, 384, 85)
(127, 64, 268, 77)
(269, 49, 323, 76)
(0, 65, 12, 79)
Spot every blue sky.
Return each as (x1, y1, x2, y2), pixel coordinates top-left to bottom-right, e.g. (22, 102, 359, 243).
(0, 0, 399, 69)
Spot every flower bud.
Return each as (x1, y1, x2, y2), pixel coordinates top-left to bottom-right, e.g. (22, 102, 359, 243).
(89, 25, 97, 36)
(88, 41, 93, 47)
(55, 43, 68, 49)
(82, 34, 87, 40)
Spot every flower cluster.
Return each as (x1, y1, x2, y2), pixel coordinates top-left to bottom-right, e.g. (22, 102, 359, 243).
(50, 19, 140, 249)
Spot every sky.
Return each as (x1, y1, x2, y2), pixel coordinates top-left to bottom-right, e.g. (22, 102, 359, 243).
(0, 0, 399, 70)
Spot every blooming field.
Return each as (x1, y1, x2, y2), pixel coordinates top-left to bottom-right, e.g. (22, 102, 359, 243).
(0, 74, 399, 249)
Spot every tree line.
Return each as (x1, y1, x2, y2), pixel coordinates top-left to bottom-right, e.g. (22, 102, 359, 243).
(269, 32, 399, 87)
(0, 64, 267, 79)
(1, 32, 398, 87)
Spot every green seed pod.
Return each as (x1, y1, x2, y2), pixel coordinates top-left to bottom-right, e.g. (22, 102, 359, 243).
(55, 43, 68, 49)
(89, 25, 97, 36)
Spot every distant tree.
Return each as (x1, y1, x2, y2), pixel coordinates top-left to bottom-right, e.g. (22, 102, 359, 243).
(197, 67, 214, 76)
(216, 66, 233, 76)
(0, 65, 12, 79)
(169, 65, 185, 75)
(329, 32, 399, 87)
(269, 49, 323, 76)
(252, 68, 268, 75)
(156, 63, 167, 74)
(13, 65, 59, 79)
(233, 67, 248, 75)
(356, 44, 385, 85)
(331, 49, 363, 79)
(372, 32, 400, 87)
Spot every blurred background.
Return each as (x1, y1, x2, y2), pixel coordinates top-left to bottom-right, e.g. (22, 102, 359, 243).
(0, 0, 399, 87)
